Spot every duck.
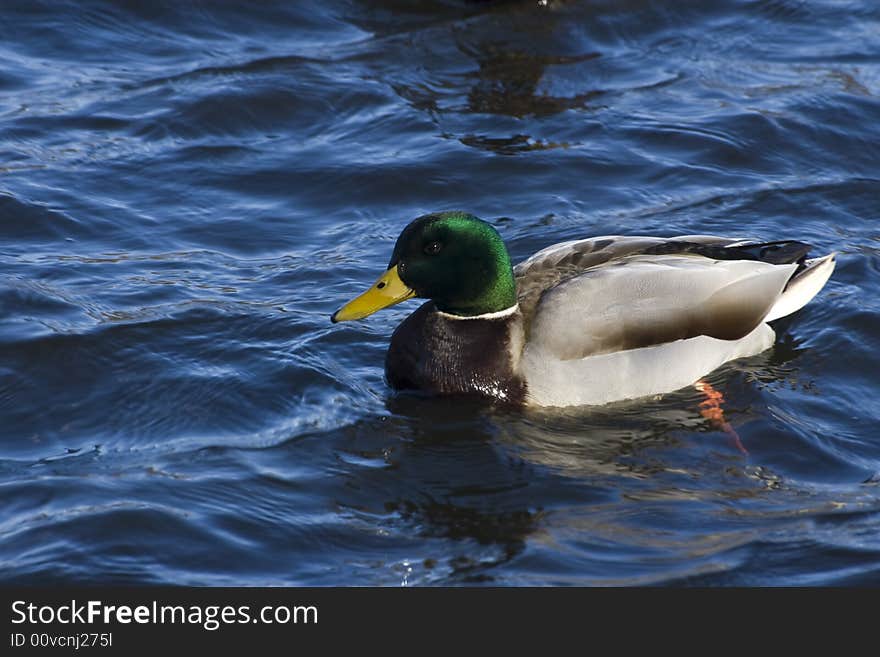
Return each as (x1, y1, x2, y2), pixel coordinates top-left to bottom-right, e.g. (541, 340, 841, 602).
(331, 211, 835, 407)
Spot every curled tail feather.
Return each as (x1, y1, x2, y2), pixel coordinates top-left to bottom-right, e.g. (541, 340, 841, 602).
(766, 253, 836, 322)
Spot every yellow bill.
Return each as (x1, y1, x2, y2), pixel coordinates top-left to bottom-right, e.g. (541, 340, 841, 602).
(331, 265, 416, 322)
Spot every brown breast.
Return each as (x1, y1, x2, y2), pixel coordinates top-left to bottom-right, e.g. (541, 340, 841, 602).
(385, 301, 526, 405)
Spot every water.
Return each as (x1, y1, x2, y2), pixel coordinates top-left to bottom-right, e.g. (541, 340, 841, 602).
(1, 0, 879, 586)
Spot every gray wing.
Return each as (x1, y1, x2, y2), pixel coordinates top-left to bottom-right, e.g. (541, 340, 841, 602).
(514, 234, 751, 325)
(525, 254, 797, 360)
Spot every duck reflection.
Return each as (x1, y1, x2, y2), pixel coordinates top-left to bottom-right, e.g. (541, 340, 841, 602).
(332, 395, 542, 582)
(330, 327, 808, 583)
(335, 392, 715, 582)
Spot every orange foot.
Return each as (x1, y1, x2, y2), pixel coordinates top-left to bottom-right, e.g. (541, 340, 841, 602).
(694, 380, 748, 455)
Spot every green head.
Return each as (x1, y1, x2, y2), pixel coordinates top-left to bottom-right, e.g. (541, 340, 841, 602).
(331, 211, 517, 322)
(390, 212, 517, 315)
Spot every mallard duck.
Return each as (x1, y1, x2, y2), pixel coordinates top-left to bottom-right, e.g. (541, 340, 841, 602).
(331, 212, 835, 407)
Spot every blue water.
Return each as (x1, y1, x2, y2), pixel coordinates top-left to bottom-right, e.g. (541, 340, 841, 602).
(1, 0, 879, 585)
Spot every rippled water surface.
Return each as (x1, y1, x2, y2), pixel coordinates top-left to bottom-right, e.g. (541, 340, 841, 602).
(1, 0, 879, 585)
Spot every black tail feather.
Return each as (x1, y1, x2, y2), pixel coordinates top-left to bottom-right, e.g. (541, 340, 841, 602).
(643, 240, 811, 271)
(725, 240, 811, 266)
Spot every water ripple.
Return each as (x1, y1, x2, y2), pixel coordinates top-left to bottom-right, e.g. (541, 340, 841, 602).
(0, 0, 878, 586)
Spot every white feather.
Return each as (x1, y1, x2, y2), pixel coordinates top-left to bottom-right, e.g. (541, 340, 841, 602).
(527, 255, 795, 359)
(522, 324, 776, 407)
(517, 249, 835, 407)
(765, 253, 836, 322)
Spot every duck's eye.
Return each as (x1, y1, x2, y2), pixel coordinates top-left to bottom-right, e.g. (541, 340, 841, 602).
(424, 241, 442, 255)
